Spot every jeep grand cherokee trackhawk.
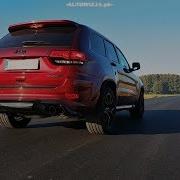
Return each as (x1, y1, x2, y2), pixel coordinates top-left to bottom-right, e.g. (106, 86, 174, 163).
(0, 20, 144, 134)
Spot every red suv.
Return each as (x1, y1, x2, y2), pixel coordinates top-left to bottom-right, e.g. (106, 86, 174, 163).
(0, 20, 144, 134)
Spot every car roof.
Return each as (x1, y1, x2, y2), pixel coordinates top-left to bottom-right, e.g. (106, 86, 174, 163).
(8, 19, 118, 48)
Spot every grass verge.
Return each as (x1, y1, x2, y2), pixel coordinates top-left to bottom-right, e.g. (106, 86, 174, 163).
(144, 94, 179, 100)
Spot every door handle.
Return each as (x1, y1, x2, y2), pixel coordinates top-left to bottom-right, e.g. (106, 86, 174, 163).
(110, 62, 117, 67)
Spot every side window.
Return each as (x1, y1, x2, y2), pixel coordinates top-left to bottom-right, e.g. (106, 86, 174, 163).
(90, 33, 105, 56)
(116, 47, 130, 69)
(104, 40, 119, 62)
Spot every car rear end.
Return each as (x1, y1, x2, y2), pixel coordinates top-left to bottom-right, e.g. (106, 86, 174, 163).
(0, 20, 91, 116)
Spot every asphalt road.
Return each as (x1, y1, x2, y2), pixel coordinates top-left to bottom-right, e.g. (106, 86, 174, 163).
(1, 96, 180, 180)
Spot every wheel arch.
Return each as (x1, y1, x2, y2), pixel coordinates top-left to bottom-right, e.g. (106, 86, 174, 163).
(100, 80, 117, 98)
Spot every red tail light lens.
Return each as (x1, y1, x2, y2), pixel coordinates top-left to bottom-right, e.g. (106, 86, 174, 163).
(49, 50, 86, 65)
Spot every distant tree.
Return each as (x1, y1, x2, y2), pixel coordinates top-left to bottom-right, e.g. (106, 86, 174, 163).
(152, 80, 162, 94)
(162, 81, 169, 94)
(140, 74, 180, 94)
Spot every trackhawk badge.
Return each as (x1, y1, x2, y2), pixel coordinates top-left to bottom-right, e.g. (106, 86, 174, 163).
(14, 49, 26, 54)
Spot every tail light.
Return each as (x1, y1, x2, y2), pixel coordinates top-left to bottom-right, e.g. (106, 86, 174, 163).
(49, 50, 86, 65)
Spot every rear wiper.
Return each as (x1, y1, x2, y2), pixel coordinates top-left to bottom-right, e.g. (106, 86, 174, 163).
(22, 41, 51, 46)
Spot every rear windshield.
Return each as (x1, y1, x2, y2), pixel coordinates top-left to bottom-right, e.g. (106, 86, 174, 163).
(0, 26, 77, 48)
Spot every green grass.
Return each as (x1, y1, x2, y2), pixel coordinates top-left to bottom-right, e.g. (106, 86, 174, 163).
(144, 94, 180, 99)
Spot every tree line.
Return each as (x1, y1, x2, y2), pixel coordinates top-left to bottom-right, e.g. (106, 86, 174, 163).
(140, 74, 180, 94)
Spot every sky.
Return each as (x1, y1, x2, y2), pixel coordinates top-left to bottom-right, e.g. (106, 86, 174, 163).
(0, 0, 180, 75)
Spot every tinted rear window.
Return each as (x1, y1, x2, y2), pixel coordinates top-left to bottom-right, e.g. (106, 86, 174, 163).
(0, 26, 77, 48)
(104, 40, 119, 62)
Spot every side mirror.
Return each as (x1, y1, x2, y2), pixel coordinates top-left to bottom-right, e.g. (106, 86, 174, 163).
(131, 62, 140, 71)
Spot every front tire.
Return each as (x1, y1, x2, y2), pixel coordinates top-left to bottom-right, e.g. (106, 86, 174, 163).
(130, 91, 144, 119)
(86, 87, 116, 134)
(0, 113, 31, 128)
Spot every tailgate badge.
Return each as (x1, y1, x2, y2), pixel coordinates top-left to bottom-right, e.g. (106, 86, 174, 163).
(14, 49, 26, 54)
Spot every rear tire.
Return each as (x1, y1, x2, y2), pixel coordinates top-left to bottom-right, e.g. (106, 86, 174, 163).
(86, 87, 116, 135)
(0, 113, 31, 128)
(86, 122, 104, 134)
(130, 91, 144, 119)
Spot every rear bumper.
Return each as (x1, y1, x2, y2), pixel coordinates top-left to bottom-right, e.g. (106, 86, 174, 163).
(0, 100, 88, 116)
(0, 77, 98, 116)
(0, 89, 95, 113)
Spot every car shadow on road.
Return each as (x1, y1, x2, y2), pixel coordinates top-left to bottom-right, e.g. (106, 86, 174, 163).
(112, 110, 180, 135)
(28, 110, 180, 135)
(28, 118, 86, 129)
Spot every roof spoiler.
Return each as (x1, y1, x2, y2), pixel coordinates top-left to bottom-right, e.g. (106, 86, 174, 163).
(8, 20, 79, 33)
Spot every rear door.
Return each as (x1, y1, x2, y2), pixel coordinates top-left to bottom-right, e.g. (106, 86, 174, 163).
(104, 40, 121, 102)
(115, 47, 138, 105)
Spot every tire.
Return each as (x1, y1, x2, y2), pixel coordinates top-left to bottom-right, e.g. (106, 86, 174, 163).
(0, 113, 31, 128)
(130, 91, 144, 119)
(86, 87, 116, 134)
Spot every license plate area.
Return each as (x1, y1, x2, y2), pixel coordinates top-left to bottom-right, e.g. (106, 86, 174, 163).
(5, 59, 39, 70)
